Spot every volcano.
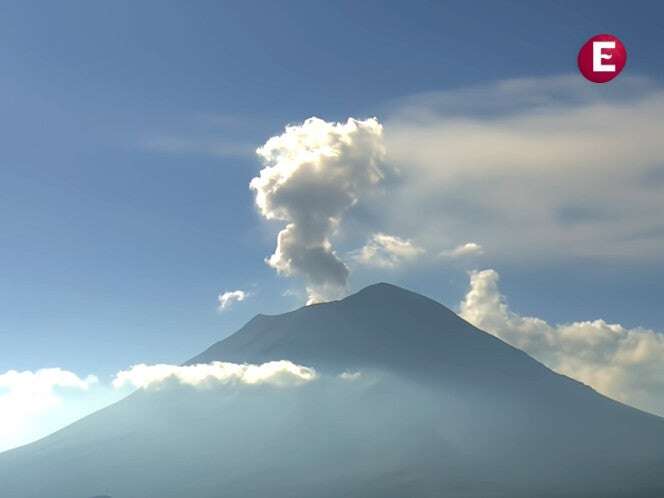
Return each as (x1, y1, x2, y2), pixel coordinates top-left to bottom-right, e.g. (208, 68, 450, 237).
(2, 283, 663, 498)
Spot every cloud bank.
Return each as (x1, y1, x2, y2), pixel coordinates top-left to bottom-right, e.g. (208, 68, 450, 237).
(112, 361, 317, 390)
(0, 361, 321, 451)
(459, 269, 664, 415)
(250, 117, 387, 303)
(385, 75, 664, 262)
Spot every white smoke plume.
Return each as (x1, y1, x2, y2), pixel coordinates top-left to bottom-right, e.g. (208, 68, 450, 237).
(250, 117, 386, 303)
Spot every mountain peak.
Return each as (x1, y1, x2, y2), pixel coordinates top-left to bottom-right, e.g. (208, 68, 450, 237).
(188, 281, 548, 383)
(343, 281, 435, 306)
(349, 281, 410, 297)
(355, 281, 402, 291)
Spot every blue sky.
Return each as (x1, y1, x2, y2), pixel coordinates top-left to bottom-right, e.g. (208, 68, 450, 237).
(2, 1, 664, 449)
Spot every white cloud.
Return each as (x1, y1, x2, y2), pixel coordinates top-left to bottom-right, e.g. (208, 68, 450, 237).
(338, 371, 363, 381)
(383, 75, 664, 262)
(250, 117, 387, 304)
(352, 233, 424, 269)
(459, 269, 664, 416)
(439, 242, 483, 258)
(0, 368, 98, 416)
(112, 361, 318, 390)
(218, 289, 248, 311)
(0, 368, 100, 451)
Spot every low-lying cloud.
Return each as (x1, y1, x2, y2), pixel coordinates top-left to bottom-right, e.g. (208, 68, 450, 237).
(0, 361, 328, 451)
(112, 361, 318, 390)
(0, 368, 98, 417)
(459, 269, 664, 415)
(0, 368, 100, 452)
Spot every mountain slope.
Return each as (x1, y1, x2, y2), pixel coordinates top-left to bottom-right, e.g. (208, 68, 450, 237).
(189, 282, 541, 376)
(1, 283, 664, 498)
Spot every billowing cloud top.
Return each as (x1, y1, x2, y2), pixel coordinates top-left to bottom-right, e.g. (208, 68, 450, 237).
(112, 360, 317, 390)
(250, 117, 386, 303)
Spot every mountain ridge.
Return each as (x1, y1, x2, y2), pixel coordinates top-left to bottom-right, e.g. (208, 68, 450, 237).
(2, 282, 664, 498)
(188, 281, 558, 383)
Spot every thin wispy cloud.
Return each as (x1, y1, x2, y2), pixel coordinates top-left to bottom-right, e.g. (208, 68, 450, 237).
(139, 112, 264, 158)
(439, 242, 483, 258)
(142, 135, 253, 158)
(384, 75, 664, 263)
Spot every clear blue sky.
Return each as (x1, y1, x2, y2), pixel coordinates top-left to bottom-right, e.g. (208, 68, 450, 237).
(2, 0, 664, 383)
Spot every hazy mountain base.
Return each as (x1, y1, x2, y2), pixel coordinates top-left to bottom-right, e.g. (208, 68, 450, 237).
(2, 370, 662, 498)
(2, 283, 664, 498)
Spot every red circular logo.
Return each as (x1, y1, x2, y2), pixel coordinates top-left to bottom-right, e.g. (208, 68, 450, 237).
(577, 34, 627, 83)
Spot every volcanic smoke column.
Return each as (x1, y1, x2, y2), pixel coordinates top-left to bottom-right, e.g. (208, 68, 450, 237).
(250, 117, 386, 304)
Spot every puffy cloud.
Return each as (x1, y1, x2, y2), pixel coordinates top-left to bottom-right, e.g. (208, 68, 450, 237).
(439, 242, 483, 258)
(0, 368, 99, 451)
(218, 289, 248, 311)
(112, 361, 317, 390)
(352, 233, 424, 269)
(384, 75, 664, 262)
(250, 117, 386, 304)
(459, 269, 664, 416)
